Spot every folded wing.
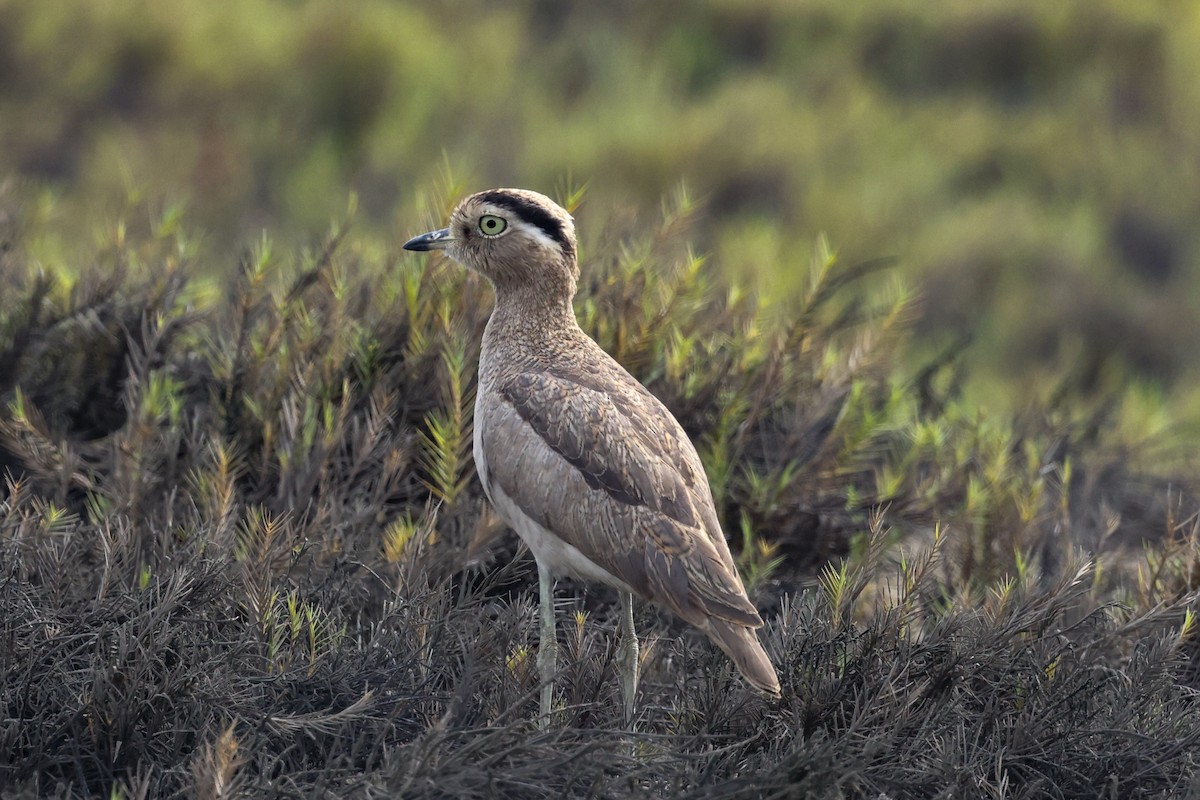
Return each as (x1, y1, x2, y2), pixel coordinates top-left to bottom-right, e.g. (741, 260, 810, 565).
(481, 366, 762, 630)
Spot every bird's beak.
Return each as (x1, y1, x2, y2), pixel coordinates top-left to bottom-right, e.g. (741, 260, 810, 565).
(402, 227, 453, 251)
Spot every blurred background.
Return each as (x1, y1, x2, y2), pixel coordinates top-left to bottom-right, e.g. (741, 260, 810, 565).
(2, 0, 1198, 411)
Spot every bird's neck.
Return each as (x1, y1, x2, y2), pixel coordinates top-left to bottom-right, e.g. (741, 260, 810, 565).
(484, 285, 581, 357)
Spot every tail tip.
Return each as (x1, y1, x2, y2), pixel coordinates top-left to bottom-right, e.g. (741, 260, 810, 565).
(746, 665, 782, 698)
(706, 619, 782, 698)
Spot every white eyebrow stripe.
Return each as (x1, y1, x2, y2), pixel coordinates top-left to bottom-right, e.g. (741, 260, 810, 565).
(511, 218, 562, 251)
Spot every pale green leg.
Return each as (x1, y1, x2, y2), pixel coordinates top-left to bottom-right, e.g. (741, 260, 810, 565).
(617, 590, 640, 727)
(536, 563, 558, 730)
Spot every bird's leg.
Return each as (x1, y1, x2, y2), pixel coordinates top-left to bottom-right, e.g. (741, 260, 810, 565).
(536, 562, 558, 730)
(617, 590, 640, 727)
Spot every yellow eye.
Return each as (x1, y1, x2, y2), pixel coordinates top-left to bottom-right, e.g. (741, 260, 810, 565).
(478, 215, 507, 236)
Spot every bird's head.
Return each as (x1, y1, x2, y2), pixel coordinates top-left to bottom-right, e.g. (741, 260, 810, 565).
(403, 188, 579, 298)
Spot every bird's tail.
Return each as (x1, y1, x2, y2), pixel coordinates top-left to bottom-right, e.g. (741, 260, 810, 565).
(704, 618, 781, 697)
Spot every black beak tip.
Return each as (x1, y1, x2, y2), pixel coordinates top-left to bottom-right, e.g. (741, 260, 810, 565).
(402, 228, 451, 252)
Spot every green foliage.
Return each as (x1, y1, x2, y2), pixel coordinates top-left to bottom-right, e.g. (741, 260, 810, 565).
(417, 332, 475, 505)
(5, 0, 1200, 403)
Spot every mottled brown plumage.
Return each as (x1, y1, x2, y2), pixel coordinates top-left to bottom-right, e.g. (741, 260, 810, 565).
(404, 189, 781, 722)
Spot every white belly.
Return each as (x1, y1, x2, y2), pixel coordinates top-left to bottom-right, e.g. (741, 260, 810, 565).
(489, 480, 633, 592)
(474, 407, 632, 592)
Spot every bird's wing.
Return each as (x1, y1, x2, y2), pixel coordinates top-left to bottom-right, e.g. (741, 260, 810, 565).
(480, 366, 761, 628)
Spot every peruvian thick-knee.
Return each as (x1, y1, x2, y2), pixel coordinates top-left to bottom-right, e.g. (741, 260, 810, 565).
(404, 188, 781, 725)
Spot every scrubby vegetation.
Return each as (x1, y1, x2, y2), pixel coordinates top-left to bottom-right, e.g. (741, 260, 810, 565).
(3, 1, 1200, 797)
(1, 185, 1198, 798)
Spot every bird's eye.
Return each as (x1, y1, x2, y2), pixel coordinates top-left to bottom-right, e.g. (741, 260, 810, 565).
(478, 215, 507, 236)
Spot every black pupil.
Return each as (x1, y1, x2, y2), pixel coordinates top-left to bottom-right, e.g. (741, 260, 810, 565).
(485, 218, 497, 231)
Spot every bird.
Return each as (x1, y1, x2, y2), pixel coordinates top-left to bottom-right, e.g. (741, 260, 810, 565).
(403, 188, 781, 726)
